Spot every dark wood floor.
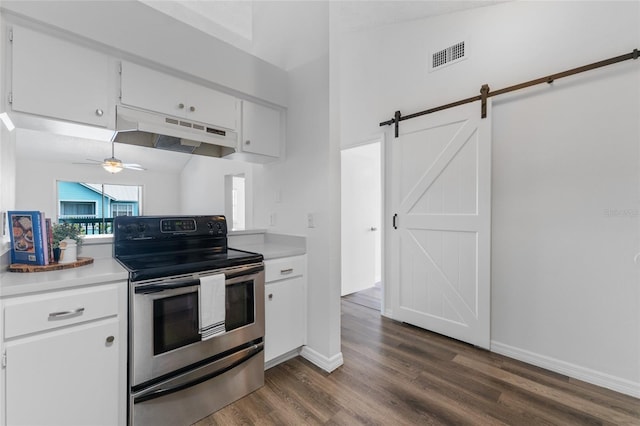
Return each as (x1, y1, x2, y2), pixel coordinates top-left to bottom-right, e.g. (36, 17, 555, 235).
(341, 283, 381, 311)
(195, 298, 640, 425)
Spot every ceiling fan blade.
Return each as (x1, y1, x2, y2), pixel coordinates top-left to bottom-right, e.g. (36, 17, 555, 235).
(83, 159, 103, 163)
(123, 163, 146, 171)
(72, 161, 101, 166)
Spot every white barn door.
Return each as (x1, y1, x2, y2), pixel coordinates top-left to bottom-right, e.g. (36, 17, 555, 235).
(389, 100, 492, 349)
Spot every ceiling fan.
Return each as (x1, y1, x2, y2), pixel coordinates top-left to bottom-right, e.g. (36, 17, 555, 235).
(76, 140, 146, 173)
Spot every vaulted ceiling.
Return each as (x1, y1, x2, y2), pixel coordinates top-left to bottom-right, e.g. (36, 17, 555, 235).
(141, 1, 506, 71)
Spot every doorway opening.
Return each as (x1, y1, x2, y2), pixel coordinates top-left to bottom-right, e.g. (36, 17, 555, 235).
(225, 174, 246, 231)
(340, 140, 382, 311)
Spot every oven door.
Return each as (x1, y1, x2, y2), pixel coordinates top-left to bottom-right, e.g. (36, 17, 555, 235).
(131, 263, 265, 387)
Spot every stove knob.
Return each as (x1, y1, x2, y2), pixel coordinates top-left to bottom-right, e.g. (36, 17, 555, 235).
(138, 223, 146, 233)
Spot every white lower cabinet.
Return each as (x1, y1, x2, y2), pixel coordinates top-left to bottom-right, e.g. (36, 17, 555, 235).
(5, 320, 120, 426)
(264, 255, 306, 365)
(1, 283, 127, 426)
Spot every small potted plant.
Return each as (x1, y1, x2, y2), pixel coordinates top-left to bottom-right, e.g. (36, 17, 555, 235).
(51, 222, 83, 262)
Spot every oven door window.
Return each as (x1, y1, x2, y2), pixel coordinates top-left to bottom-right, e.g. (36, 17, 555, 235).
(154, 292, 200, 355)
(226, 280, 255, 331)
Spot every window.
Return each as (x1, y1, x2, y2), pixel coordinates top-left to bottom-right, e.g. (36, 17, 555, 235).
(60, 201, 96, 217)
(112, 203, 134, 217)
(57, 181, 142, 235)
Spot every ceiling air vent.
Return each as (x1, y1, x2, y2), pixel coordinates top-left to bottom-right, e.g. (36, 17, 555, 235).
(430, 41, 466, 72)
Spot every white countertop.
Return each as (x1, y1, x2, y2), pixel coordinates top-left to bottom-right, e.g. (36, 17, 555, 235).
(232, 242, 306, 260)
(0, 257, 128, 298)
(0, 231, 305, 297)
(229, 232, 306, 260)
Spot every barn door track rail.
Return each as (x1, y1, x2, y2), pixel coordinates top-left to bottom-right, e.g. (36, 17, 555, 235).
(380, 49, 639, 137)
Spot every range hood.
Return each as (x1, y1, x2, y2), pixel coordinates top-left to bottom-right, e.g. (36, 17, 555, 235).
(113, 106, 237, 158)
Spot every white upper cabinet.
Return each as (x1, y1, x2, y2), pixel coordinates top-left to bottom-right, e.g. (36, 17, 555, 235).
(120, 61, 238, 131)
(10, 25, 112, 128)
(241, 101, 282, 158)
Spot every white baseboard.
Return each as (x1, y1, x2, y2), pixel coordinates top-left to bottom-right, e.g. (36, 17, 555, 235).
(491, 340, 640, 398)
(264, 348, 301, 370)
(300, 346, 344, 373)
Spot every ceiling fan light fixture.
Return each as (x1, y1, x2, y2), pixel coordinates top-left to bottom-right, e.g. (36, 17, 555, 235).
(103, 157, 124, 174)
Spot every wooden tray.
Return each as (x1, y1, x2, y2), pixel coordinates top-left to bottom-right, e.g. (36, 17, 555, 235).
(8, 257, 94, 273)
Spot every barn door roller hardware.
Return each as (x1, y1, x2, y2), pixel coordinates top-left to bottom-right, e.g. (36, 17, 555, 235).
(381, 48, 640, 137)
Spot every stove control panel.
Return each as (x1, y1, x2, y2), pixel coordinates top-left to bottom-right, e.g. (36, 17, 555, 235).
(114, 215, 228, 242)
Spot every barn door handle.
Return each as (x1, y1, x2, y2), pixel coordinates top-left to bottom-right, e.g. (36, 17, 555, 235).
(392, 214, 398, 229)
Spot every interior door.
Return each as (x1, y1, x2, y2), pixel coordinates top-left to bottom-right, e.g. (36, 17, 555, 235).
(341, 142, 382, 296)
(389, 100, 491, 348)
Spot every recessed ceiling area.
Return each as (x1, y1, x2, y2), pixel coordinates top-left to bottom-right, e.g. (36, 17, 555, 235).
(140, 0, 507, 71)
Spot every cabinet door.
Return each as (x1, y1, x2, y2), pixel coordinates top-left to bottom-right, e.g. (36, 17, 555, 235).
(241, 101, 281, 157)
(5, 319, 120, 426)
(183, 79, 238, 130)
(121, 61, 238, 130)
(11, 26, 110, 127)
(264, 277, 304, 362)
(120, 61, 187, 118)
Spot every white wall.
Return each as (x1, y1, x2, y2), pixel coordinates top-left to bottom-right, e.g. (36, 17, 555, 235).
(179, 154, 255, 227)
(338, 1, 640, 395)
(254, 2, 342, 369)
(254, 52, 343, 368)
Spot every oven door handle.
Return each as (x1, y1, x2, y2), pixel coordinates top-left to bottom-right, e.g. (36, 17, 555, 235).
(132, 342, 264, 404)
(134, 279, 200, 294)
(225, 264, 264, 280)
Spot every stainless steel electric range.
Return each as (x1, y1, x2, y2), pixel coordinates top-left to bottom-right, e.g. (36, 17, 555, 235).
(113, 215, 265, 426)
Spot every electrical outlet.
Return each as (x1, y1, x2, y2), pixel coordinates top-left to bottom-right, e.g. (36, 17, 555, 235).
(269, 213, 276, 227)
(307, 213, 315, 228)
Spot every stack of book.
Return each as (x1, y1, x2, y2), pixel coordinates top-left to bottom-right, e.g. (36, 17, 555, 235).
(8, 211, 53, 266)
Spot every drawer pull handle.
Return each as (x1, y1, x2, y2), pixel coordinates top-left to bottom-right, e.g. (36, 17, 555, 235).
(49, 308, 85, 319)
(268, 294, 273, 300)
(106, 336, 115, 344)
(280, 268, 294, 275)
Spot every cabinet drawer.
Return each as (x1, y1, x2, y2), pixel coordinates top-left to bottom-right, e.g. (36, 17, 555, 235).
(4, 285, 119, 339)
(264, 256, 305, 283)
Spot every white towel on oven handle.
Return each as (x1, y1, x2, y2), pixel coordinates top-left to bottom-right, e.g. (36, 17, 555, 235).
(198, 273, 226, 340)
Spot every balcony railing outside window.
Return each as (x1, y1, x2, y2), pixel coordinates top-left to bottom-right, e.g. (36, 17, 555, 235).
(58, 217, 114, 235)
